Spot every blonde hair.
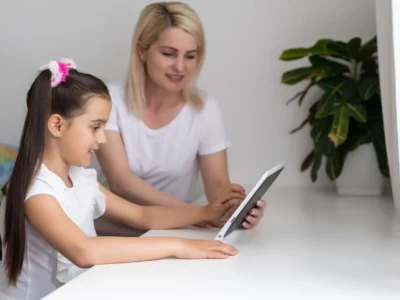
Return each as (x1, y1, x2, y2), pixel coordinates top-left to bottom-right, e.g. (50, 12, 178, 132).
(126, 2, 206, 118)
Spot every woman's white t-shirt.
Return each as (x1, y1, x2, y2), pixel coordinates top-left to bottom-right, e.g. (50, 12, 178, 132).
(104, 84, 231, 202)
(0, 164, 106, 300)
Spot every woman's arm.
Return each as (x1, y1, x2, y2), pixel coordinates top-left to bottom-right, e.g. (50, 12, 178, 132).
(198, 150, 242, 202)
(96, 130, 188, 207)
(24, 195, 239, 269)
(198, 150, 265, 228)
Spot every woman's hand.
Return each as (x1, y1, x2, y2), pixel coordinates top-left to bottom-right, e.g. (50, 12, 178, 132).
(241, 200, 266, 229)
(174, 238, 239, 259)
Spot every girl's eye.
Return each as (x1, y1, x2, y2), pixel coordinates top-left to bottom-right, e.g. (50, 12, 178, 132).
(162, 52, 174, 57)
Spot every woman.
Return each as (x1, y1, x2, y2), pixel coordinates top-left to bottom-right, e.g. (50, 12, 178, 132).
(95, 2, 266, 236)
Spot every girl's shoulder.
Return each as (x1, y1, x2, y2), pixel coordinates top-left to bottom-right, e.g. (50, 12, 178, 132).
(25, 164, 63, 201)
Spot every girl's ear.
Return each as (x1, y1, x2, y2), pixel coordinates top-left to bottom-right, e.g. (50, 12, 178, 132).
(47, 114, 67, 137)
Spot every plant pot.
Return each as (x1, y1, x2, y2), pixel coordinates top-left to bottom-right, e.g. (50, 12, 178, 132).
(335, 144, 384, 196)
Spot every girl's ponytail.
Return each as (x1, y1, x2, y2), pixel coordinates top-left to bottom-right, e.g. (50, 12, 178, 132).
(3, 70, 53, 286)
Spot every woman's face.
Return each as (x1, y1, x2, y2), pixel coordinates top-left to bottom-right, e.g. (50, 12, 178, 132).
(139, 27, 198, 94)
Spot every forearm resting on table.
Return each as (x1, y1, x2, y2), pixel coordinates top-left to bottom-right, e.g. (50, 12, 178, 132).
(79, 236, 179, 267)
(109, 171, 188, 207)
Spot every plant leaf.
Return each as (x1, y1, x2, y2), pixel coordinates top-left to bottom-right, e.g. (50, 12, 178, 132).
(318, 76, 357, 98)
(325, 150, 342, 181)
(281, 61, 347, 85)
(356, 36, 377, 61)
(308, 39, 340, 56)
(316, 135, 335, 156)
(301, 149, 315, 172)
(279, 39, 339, 61)
(346, 103, 367, 122)
(345, 121, 371, 151)
(370, 120, 389, 177)
(281, 67, 315, 84)
(315, 94, 339, 118)
(298, 80, 318, 106)
(357, 80, 379, 100)
(372, 139, 390, 178)
(280, 48, 312, 60)
(311, 116, 332, 144)
(311, 117, 335, 156)
(317, 76, 348, 96)
(328, 38, 362, 59)
(285, 79, 318, 105)
(309, 56, 349, 73)
(328, 105, 350, 147)
(290, 115, 311, 134)
(311, 151, 322, 182)
(348, 37, 362, 57)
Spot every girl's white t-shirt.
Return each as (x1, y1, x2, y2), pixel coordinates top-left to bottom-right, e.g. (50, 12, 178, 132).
(103, 84, 231, 202)
(0, 164, 106, 300)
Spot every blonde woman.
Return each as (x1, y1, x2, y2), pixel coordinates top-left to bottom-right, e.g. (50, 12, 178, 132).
(96, 2, 266, 236)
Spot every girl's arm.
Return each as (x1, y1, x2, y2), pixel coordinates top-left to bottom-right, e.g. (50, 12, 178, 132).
(98, 183, 241, 230)
(24, 196, 239, 269)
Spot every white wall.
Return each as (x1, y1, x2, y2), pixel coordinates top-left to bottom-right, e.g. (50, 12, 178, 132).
(0, 0, 377, 188)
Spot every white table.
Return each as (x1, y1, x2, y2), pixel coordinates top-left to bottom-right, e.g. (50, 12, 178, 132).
(44, 188, 400, 299)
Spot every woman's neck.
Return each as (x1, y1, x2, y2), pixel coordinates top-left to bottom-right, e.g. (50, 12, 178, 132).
(145, 78, 182, 112)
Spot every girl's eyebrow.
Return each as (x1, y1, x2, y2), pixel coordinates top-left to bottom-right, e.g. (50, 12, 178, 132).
(90, 119, 108, 123)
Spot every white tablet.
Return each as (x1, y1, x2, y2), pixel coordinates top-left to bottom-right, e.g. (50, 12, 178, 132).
(214, 162, 284, 241)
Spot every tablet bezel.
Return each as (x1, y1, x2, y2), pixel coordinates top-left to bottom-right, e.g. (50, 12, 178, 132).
(214, 162, 284, 241)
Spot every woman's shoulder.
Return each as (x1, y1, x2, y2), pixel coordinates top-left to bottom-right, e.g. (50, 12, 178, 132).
(106, 83, 126, 107)
(194, 94, 223, 118)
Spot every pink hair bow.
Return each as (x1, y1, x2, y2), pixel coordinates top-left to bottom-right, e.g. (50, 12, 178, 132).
(39, 58, 77, 87)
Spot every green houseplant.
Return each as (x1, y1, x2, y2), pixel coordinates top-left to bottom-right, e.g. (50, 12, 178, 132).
(279, 36, 389, 182)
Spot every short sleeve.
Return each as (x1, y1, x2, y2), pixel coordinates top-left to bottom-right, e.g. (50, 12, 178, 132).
(104, 84, 123, 132)
(85, 169, 106, 219)
(25, 178, 58, 201)
(72, 167, 106, 219)
(93, 187, 106, 219)
(198, 98, 232, 155)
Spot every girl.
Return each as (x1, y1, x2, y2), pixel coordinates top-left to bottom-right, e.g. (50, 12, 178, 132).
(0, 59, 240, 300)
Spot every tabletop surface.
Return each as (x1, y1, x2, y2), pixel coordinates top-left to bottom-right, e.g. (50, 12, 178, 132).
(45, 187, 400, 300)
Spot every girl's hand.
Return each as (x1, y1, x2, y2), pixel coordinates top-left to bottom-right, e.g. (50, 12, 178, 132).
(203, 188, 243, 223)
(174, 238, 239, 259)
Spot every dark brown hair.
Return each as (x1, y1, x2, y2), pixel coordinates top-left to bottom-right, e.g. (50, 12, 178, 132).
(3, 68, 110, 286)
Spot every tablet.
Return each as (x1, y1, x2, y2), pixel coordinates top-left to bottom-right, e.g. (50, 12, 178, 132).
(214, 162, 284, 241)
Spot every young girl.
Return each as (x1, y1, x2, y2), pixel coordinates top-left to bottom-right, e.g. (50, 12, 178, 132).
(0, 59, 241, 300)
